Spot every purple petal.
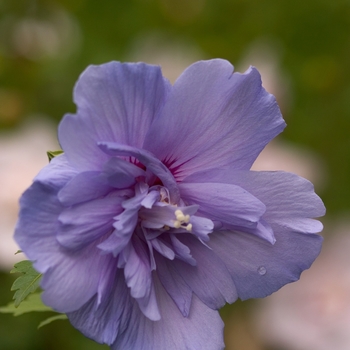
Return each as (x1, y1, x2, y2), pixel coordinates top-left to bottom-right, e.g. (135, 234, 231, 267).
(40, 241, 112, 313)
(112, 277, 225, 350)
(144, 59, 285, 179)
(141, 190, 160, 209)
(150, 238, 175, 260)
(58, 171, 112, 206)
(98, 186, 147, 256)
(208, 229, 323, 300)
(170, 234, 197, 266)
(15, 181, 112, 313)
(179, 182, 270, 239)
(35, 154, 77, 190)
(96, 255, 119, 306)
(155, 253, 193, 316)
(184, 169, 325, 233)
(189, 215, 214, 242)
(57, 192, 124, 250)
(248, 219, 276, 244)
(15, 182, 64, 273)
(59, 62, 171, 171)
(171, 235, 238, 309)
(68, 268, 130, 345)
(68, 272, 225, 350)
(98, 210, 138, 257)
(124, 237, 160, 321)
(99, 142, 180, 203)
(102, 156, 146, 188)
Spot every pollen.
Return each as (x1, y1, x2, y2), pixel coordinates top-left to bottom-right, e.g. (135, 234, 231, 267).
(175, 209, 185, 221)
(174, 209, 192, 231)
(186, 224, 192, 232)
(173, 220, 181, 228)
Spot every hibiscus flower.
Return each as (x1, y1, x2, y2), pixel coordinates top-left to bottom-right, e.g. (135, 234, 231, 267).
(15, 59, 325, 350)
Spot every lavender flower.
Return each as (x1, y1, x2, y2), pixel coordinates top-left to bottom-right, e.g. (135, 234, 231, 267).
(15, 59, 325, 350)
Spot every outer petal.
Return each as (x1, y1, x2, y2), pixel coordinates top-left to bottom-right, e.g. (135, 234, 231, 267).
(208, 229, 323, 300)
(14, 179, 110, 313)
(155, 254, 192, 317)
(15, 182, 64, 272)
(124, 237, 160, 321)
(182, 169, 324, 299)
(59, 62, 171, 171)
(183, 169, 325, 233)
(68, 268, 130, 345)
(35, 154, 78, 189)
(15, 155, 77, 270)
(144, 59, 285, 179)
(113, 278, 225, 350)
(69, 272, 225, 350)
(169, 235, 238, 310)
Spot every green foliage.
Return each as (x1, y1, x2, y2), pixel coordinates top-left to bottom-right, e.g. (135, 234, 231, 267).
(0, 293, 52, 316)
(10, 260, 42, 307)
(0, 261, 68, 329)
(47, 150, 64, 162)
(38, 314, 68, 329)
(0, 292, 68, 328)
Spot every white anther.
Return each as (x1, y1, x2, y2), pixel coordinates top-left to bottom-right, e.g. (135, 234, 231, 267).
(173, 220, 181, 229)
(176, 213, 185, 221)
(174, 209, 192, 231)
(175, 209, 183, 218)
(175, 209, 190, 222)
(186, 223, 192, 232)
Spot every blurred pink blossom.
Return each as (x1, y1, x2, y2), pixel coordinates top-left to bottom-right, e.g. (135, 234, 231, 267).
(0, 119, 58, 269)
(254, 220, 350, 350)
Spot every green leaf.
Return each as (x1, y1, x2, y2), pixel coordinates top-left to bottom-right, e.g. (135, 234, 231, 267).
(10, 260, 42, 307)
(0, 293, 52, 316)
(47, 150, 63, 162)
(38, 314, 68, 329)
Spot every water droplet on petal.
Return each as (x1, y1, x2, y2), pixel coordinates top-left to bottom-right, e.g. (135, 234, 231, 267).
(257, 266, 267, 275)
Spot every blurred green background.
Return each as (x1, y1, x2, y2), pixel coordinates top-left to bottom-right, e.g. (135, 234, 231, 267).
(0, 0, 349, 349)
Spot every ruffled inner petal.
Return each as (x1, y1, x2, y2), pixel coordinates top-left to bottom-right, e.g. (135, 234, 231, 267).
(155, 253, 193, 317)
(98, 142, 180, 204)
(102, 156, 146, 188)
(179, 182, 274, 242)
(171, 234, 238, 310)
(58, 171, 112, 206)
(183, 169, 325, 233)
(124, 237, 160, 321)
(68, 268, 131, 345)
(41, 239, 112, 313)
(57, 191, 124, 250)
(169, 234, 197, 266)
(68, 272, 225, 350)
(189, 215, 215, 242)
